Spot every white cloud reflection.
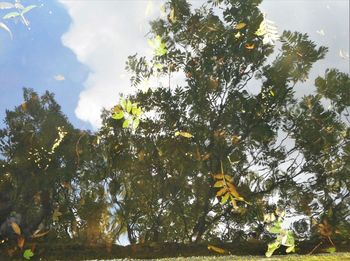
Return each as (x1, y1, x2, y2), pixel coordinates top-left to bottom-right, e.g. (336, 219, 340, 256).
(59, 0, 349, 129)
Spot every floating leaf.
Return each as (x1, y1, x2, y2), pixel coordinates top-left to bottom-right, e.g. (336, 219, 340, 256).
(227, 182, 240, 198)
(32, 230, 50, 238)
(52, 209, 62, 222)
(255, 14, 279, 45)
(268, 221, 282, 234)
(133, 118, 140, 129)
(231, 135, 241, 144)
(169, 8, 176, 23)
(11, 222, 21, 235)
(234, 32, 242, 39)
(207, 244, 226, 254)
(0, 22, 12, 38)
(0, 2, 15, 9)
(3, 11, 20, 19)
(22, 5, 36, 14)
(286, 245, 295, 253)
(175, 131, 193, 138)
(234, 22, 246, 30)
(316, 29, 325, 36)
(213, 173, 224, 179)
(53, 74, 65, 81)
(214, 180, 224, 188)
(245, 43, 255, 50)
(216, 187, 227, 197)
(148, 35, 167, 56)
(265, 241, 280, 257)
(325, 247, 336, 253)
(221, 193, 230, 204)
(112, 111, 124, 120)
(17, 236, 25, 249)
(126, 100, 132, 113)
(122, 119, 130, 128)
(23, 249, 34, 260)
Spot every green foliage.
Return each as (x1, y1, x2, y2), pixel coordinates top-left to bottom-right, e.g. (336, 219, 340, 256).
(112, 98, 142, 130)
(265, 213, 295, 257)
(23, 249, 34, 260)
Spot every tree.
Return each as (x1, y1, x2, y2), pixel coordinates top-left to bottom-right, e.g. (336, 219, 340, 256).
(0, 88, 111, 256)
(100, 0, 336, 245)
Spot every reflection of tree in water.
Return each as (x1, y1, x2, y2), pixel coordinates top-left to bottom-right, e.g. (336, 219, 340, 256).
(0, 0, 349, 259)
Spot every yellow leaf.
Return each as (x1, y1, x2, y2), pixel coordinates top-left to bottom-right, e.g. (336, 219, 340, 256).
(21, 102, 28, 111)
(245, 43, 255, 50)
(231, 135, 241, 144)
(32, 230, 50, 238)
(208, 244, 226, 254)
(224, 175, 232, 182)
(234, 22, 246, 30)
(234, 32, 242, 39)
(231, 198, 238, 208)
(213, 173, 224, 179)
(11, 222, 21, 235)
(214, 180, 224, 188)
(216, 187, 227, 197)
(175, 131, 193, 138)
(169, 8, 176, 23)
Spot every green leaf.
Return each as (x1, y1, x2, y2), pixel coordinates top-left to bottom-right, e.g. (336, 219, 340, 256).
(133, 118, 140, 129)
(286, 245, 295, 253)
(3, 11, 20, 19)
(112, 111, 124, 120)
(220, 193, 230, 204)
(23, 249, 34, 260)
(122, 119, 130, 128)
(21, 5, 36, 14)
(120, 98, 126, 108)
(136, 107, 142, 116)
(283, 231, 295, 247)
(265, 240, 280, 257)
(325, 247, 336, 253)
(126, 100, 132, 113)
(148, 35, 167, 56)
(0, 22, 12, 39)
(132, 105, 138, 115)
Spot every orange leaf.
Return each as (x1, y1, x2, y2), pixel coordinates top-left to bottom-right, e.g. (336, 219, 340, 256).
(17, 236, 25, 249)
(216, 187, 227, 197)
(227, 182, 240, 198)
(245, 43, 255, 50)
